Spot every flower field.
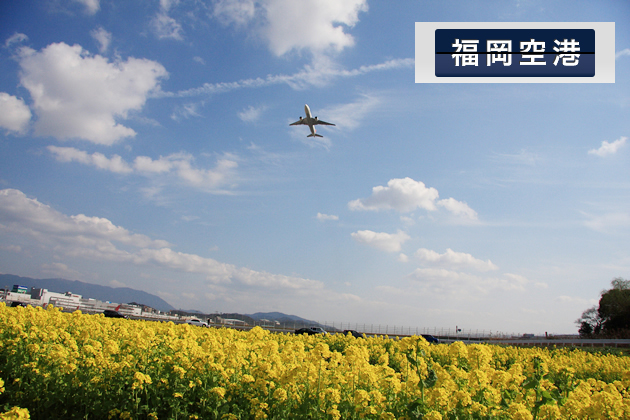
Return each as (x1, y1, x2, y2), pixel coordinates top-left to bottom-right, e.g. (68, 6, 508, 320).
(1, 304, 630, 419)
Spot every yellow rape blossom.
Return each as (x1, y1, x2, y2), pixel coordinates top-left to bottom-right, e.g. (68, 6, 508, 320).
(1, 303, 630, 419)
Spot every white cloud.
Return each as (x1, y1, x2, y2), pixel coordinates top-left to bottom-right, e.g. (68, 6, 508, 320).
(4, 33, 28, 48)
(238, 105, 267, 123)
(193, 56, 205, 65)
(408, 268, 527, 294)
(41, 262, 81, 280)
(397, 253, 409, 263)
(73, 0, 100, 15)
(151, 12, 184, 40)
(160, 0, 180, 12)
(588, 137, 627, 157)
(0, 188, 323, 291)
(48, 146, 132, 174)
(90, 27, 112, 53)
(436, 198, 478, 221)
(0, 189, 169, 249)
(615, 49, 630, 60)
(349, 178, 439, 212)
(48, 146, 238, 191)
(0, 93, 31, 134)
(213, 0, 256, 26)
(349, 177, 478, 222)
(213, 0, 368, 56)
(18, 42, 167, 145)
(400, 216, 415, 226)
(261, 0, 368, 56)
(133, 155, 174, 174)
(351, 229, 410, 253)
(415, 248, 498, 272)
(316, 213, 339, 221)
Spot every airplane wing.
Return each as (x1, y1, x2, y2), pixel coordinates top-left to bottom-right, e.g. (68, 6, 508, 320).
(290, 119, 308, 126)
(313, 120, 335, 126)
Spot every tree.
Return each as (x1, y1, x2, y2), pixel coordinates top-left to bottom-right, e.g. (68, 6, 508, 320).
(577, 278, 630, 337)
(598, 278, 630, 332)
(575, 305, 602, 337)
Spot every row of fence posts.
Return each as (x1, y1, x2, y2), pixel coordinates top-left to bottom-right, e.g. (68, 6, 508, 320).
(249, 319, 520, 339)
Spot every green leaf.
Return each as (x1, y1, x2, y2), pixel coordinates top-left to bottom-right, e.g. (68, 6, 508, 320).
(522, 378, 538, 389)
(422, 368, 438, 389)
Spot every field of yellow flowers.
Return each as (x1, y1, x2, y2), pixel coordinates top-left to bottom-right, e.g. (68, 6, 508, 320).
(1, 303, 629, 420)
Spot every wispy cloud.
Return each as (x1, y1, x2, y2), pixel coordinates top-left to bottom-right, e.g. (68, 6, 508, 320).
(615, 49, 630, 60)
(90, 27, 112, 53)
(73, 0, 100, 15)
(0, 188, 324, 292)
(490, 149, 541, 166)
(48, 146, 132, 174)
(319, 94, 379, 131)
(4, 33, 28, 48)
(48, 146, 238, 192)
(408, 268, 527, 294)
(158, 58, 413, 98)
(238, 105, 267, 123)
(171, 103, 203, 121)
(582, 211, 630, 233)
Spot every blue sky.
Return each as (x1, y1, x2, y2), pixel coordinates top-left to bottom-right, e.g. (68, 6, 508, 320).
(0, 0, 629, 334)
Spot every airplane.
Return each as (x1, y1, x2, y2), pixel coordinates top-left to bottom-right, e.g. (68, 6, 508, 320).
(290, 104, 335, 138)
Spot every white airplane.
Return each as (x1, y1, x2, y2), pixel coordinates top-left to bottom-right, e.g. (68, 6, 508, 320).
(290, 104, 335, 138)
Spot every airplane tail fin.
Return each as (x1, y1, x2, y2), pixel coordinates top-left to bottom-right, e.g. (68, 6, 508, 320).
(307, 134, 323, 138)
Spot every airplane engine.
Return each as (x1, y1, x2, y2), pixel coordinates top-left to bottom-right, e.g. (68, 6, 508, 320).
(315, 116, 318, 120)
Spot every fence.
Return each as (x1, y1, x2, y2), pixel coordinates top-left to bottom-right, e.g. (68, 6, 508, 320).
(240, 319, 528, 339)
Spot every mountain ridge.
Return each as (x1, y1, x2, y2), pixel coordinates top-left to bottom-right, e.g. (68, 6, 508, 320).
(0, 274, 175, 312)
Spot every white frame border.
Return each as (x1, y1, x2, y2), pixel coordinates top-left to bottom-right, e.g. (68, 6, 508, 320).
(415, 22, 615, 83)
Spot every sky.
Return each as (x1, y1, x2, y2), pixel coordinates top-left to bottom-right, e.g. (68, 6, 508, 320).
(0, 0, 629, 335)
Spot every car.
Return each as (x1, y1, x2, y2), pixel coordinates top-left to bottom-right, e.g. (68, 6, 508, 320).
(343, 330, 364, 338)
(421, 334, 439, 344)
(186, 318, 209, 327)
(295, 327, 327, 335)
(103, 309, 128, 319)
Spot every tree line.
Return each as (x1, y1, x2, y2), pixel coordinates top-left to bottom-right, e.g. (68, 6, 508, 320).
(576, 277, 630, 338)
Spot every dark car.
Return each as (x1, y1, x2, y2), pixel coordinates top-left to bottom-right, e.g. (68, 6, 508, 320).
(103, 310, 128, 319)
(421, 334, 439, 344)
(343, 330, 364, 338)
(9, 301, 27, 308)
(295, 327, 327, 335)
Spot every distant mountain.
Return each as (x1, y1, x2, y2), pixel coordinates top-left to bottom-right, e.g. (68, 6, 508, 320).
(246, 312, 337, 330)
(247, 311, 313, 323)
(0, 274, 174, 312)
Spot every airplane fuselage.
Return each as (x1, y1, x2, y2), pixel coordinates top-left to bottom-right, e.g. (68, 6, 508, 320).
(290, 104, 335, 138)
(304, 104, 317, 136)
